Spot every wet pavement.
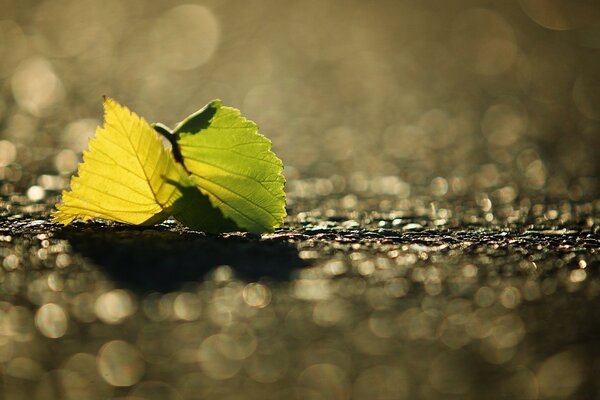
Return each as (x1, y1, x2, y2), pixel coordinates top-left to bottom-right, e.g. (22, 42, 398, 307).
(0, 192, 598, 399)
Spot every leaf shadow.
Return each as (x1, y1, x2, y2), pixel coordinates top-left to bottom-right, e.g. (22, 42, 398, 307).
(167, 178, 239, 233)
(56, 225, 305, 293)
(172, 100, 219, 135)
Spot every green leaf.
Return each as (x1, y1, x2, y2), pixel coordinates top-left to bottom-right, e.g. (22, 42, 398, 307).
(167, 175, 238, 233)
(173, 100, 286, 233)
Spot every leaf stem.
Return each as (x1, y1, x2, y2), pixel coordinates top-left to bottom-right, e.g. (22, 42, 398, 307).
(152, 123, 189, 173)
(152, 123, 173, 139)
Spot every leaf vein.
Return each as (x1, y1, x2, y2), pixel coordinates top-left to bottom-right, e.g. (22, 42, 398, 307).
(74, 179, 157, 206)
(80, 169, 156, 200)
(111, 104, 163, 207)
(89, 147, 146, 180)
(192, 173, 277, 219)
(185, 158, 281, 193)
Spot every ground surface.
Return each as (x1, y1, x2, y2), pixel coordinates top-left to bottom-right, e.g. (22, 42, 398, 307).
(0, 194, 598, 400)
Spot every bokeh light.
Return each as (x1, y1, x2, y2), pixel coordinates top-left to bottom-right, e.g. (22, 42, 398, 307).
(35, 302, 68, 338)
(97, 340, 145, 387)
(0, 0, 596, 198)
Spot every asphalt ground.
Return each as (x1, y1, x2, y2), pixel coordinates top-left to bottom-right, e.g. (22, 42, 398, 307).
(0, 194, 598, 399)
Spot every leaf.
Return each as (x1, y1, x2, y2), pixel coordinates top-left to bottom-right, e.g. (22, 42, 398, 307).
(53, 97, 191, 226)
(53, 98, 286, 234)
(167, 178, 239, 233)
(173, 100, 286, 233)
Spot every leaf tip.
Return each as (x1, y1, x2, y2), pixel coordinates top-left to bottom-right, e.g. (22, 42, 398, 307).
(102, 95, 117, 109)
(50, 208, 72, 225)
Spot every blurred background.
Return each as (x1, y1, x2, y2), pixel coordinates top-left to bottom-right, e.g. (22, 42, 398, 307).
(1, 0, 599, 203)
(1, 2, 600, 400)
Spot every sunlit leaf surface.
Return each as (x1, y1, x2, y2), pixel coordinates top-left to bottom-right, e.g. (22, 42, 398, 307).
(175, 101, 286, 233)
(53, 98, 188, 225)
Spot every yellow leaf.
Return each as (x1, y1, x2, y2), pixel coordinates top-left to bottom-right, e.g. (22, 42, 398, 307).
(53, 97, 188, 225)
